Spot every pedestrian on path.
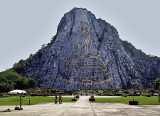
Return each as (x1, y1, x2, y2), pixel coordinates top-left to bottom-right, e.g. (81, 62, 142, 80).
(55, 94, 58, 104)
(59, 94, 62, 104)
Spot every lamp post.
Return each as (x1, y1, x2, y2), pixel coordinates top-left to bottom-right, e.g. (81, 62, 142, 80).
(29, 95, 30, 105)
(20, 94, 22, 109)
(27, 89, 31, 105)
(19, 93, 23, 110)
(15, 93, 23, 110)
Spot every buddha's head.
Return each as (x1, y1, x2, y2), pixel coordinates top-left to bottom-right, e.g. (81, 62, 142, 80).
(79, 21, 90, 36)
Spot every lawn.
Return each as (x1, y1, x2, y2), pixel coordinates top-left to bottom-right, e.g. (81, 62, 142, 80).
(0, 96, 77, 105)
(92, 96, 160, 105)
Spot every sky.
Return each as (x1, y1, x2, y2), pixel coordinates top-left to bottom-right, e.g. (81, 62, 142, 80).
(0, 0, 160, 72)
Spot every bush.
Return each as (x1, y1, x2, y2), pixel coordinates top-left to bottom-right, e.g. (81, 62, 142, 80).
(72, 98, 77, 101)
(146, 95, 151, 97)
(89, 98, 95, 101)
(128, 94, 140, 96)
(75, 96, 79, 98)
(129, 100, 138, 105)
(89, 96, 95, 101)
(91, 96, 94, 98)
(0, 93, 4, 97)
(114, 93, 123, 96)
(30, 93, 49, 96)
(123, 95, 128, 97)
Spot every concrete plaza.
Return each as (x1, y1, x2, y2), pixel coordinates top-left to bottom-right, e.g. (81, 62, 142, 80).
(0, 96, 160, 116)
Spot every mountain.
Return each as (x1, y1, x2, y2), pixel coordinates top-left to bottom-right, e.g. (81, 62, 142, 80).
(14, 8, 160, 89)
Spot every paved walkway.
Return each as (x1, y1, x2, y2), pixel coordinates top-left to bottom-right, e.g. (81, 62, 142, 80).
(0, 96, 160, 116)
(61, 96, 94, 116)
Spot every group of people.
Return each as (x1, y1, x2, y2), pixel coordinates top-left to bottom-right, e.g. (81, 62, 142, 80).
(55, 94, 62, 104)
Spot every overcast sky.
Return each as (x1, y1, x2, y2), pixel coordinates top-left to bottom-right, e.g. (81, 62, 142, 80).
(0, 0, 160, 72)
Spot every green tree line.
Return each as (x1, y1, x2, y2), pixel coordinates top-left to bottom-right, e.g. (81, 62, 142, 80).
(0, 69, 37, 93)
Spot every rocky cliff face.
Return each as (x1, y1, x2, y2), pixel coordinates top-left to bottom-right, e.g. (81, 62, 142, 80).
(23, 8, 160, 89)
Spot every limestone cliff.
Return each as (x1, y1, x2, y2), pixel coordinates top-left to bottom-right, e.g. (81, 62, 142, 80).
(20, 8, 160, 89)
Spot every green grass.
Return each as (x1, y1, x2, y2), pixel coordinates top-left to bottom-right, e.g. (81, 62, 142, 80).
(0, 96, 77, 105)
(91, 96, 160, 105)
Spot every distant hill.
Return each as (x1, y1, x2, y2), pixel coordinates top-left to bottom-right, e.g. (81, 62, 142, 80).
(3, 8, 160, 90)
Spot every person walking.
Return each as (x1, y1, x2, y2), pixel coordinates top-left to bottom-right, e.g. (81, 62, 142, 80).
(59, 94, 62, 104)
(55, 94, 58, 104)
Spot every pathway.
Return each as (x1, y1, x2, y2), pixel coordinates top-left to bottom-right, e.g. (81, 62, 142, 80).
(60, 96, 96, 116)
(0, 96, 160, 116)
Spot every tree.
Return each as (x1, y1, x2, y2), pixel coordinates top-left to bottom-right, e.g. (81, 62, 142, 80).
(0, 70, 20, 92)
(0, 69, 38, 93)
(153, 78, 160, 90)
(0, 75, 7, 83)
(153, 78, 160, 102)
(0, 82, 13, 93)
(13, 60, 26, 74)
(28, 78, 37, 88)
(3, 71, 21, 83)
(15, 77, 28, 89)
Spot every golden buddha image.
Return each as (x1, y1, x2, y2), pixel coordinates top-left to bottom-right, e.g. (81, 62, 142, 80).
(62, 11, 111, 85)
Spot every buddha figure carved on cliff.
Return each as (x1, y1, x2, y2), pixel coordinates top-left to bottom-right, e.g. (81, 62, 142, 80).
(62, 11, 111, 85)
